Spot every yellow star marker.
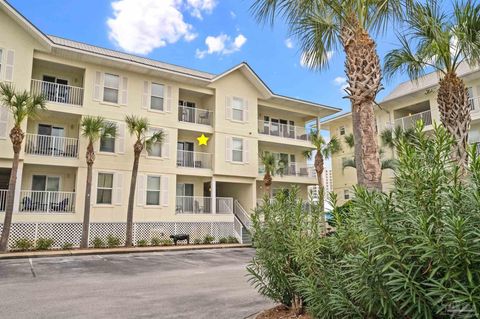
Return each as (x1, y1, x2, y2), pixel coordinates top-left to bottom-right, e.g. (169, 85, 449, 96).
(197, 134, 209, 146)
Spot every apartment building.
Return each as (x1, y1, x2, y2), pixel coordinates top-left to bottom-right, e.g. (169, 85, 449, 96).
(323, 63, 480, 204)
(0, 1, 339, 246)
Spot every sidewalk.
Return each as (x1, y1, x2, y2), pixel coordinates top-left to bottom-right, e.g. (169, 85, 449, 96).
(0, 243, 251, 259)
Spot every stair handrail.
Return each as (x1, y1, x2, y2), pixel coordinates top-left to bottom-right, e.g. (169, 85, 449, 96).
(233, 200, 252, 231)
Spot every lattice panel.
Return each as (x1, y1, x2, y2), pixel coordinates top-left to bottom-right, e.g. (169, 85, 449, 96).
(134, 222, 175, 243)
(89, 223, 127, 246)
(37, 223, 82, 248)
(5, 223, 37, 249)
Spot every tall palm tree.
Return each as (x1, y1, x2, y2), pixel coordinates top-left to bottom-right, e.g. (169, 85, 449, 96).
(125, 115, 164, 247)
(303, 132, 341, 211)
(384, 0, 480, 166)
(259, 152, 286, 196)
(80, 116, 116, 248)
(0, 83, 46, 252)
(251, 0, 407, 190)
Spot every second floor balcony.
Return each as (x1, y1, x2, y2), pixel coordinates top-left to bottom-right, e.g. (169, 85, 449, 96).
(394, 110, 432, 130)
(31, 79, 84, 107)
(258, 120, 311, 141)
(25, 133, 79, 158)
(259, 162, 316, 178)
(178, 105, 213, 126)
(19, 190, 75, 214)
(175, 196, 233, 214)
(177, 150, 212, 169)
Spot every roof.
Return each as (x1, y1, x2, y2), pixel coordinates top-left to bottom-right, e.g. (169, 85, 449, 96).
(320, 112, 351, 125)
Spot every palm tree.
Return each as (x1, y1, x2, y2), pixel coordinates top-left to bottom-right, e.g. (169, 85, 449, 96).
(259, 152, 287, 196)
(79, 116, 116, 248)
(125, 115, 164, 246)
(303, 132, 341, 211)
(384, 0, 480, 166)
(0, 83, 46, 252)
(342, 154, 397, 171)
(250, 0, 407, 190)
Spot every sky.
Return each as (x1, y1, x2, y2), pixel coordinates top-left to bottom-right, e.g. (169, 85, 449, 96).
(8, 0, 411, 117)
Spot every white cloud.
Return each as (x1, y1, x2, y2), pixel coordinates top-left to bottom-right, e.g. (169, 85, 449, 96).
(333, 76, 348, 92)
(230, 11, 237, 18)
(285, 38, 294, 49)
(300, 50, 334, 68)
(107, 0, 217, 54)
(196, 34, 247, 58)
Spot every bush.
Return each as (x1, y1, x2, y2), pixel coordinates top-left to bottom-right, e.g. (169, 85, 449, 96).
(247, 187, 323, 314)
(13, 238, 34, 251)
(202, 235, 215, 244)
(61, 242, 73, 250)
(137, 239, 148, 247)
(193, 238, 202, 245)
(36, 238, 54, 250)
(293, 124, 480, 318)
(150, 237, 161, 246)
(226, 236, 238, 244)
(219, 237, 228, 244)
(160, 239, 173, 246)
(92, 237, 104, 248)
(106, 235, 120, 248)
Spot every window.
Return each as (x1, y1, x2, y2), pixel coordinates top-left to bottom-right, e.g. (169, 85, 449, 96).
(339, 126, 346, 135)
(150, 83, 164, 111)
(344, 189, 350, 200)
(99, 122, 116, 153)
(147, 129, 162, 157)
(103, 73, 120, 104)
(232, 97, 244, 121)
(97, 173, 113, 204)
(0, 49, 3, 77)
(179, 100, 196, 108)
(146, 176, 161, 206)
(232, 138, 243, 162)
(32, 175, 60, 192)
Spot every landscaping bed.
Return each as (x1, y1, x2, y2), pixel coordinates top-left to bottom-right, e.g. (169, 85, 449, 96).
(256, 306, 312, 319)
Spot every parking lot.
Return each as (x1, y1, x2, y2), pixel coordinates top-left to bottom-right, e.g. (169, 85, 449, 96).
(0, 248, 271, 319)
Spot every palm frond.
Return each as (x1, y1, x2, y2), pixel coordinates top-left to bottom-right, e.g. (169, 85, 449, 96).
(323, 136, 342, 159)
(342, 157, 356, 172)
(344, 133, 355, 149)
(260, 152, 278, 176)
(381, 158, 397, 170)
(145, 130, 165, 152)
(81, 116, 116, 142)
(0, 83, 46, 127)
(303, 149, 313, 160)
(125, 115, 149, 140)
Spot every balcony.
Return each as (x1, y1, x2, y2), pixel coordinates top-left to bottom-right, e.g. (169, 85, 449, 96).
(178, 106, 213, 126)
(31, 79, 84, 106)
(175, 196, 233, 214)
(394, 110, 432, 130)
(19, 190, 75, 213)
(470, 96, 480, 113)
(0, 189, 6, 212)
(177, 150, 212, 169)
(25, 134, 79, 158)
(259, 162, 316, 178)
(258, 120, 311, 141)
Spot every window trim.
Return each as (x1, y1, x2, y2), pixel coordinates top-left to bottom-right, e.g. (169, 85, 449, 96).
(145, 127, 164, 159)
(149, 82, 165, 112)
(231, 137, 244, 163)
(339, 126, 346, 136)
(231, 97, 245, 122)
(96, 172, 114, 205)
(145, 175, 161, 206)
(103, 73, 120, 104)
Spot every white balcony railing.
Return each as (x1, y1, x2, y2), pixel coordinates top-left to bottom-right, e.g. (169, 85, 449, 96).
(178, 105, 213, 126)
(176, 150, 212, 169)
(31, 79, 84, 106)
(258, 162, 316, 178)
(394, 110, 432, 130)
(19, 190, 75, 213)
(0, 189, 7, 212)
(25, 133, 79, 158)
(258, 120, 311, 141)
(175, 196, 233, 214)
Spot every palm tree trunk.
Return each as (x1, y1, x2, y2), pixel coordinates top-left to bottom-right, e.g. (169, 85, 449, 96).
(341, 17, 382, 191)
(437, 72, 471, 167)
(263, 172, 272, 198)
(81, 141, 95, 248)
(126, 147, 141, 247)
(0, 127, 24, 252)
(314, 152, 325, 212)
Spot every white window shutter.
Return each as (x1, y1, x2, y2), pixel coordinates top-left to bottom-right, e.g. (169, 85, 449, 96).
(93, 71, 103, 101)
(115, 121, 125, 154)
(161, 130, 169, 158)
(225, 96, 232, 120)
(4, 50, 14, 82)
(0, 107, 8, 139)
(225, 136, 232, 162)
(243, 99, 249, 123)
(136, 174, 146, 206)
(243, 138, 249, 163)
(141, 81, 150, 109)
(114, 172, 123, 205)
(92, 170, 98, 204)
(161, 175, 169, 207)
(120, 76, 128, 106)
(165, 85, 172, 112)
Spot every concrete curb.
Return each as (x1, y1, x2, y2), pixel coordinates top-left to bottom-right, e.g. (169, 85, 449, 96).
(0, 244, 252, 260)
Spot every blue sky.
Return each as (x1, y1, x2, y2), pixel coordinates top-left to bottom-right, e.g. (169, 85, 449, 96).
(9, 0, 409, 115)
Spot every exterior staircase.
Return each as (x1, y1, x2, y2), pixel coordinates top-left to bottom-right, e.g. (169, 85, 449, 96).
(233, 200, 253, 245)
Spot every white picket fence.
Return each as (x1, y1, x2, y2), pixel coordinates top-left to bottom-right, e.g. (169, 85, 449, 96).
(0, 221, 237, 249)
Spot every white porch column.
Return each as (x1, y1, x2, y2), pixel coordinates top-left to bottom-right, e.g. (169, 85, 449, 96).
(211, 177, 216, 214)
(316, 117, 321, 133)
(13, 162, 23, 213)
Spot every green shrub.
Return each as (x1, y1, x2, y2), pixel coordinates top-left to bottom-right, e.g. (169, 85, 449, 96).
(106, 235, 120, 248)
(247, 187, 323, 314)
(61, 242, 73, 250)
(202, 235, 215, 244)
(219, 237, 228, 244)
(92, 237, 104, 248)
(160, 239, 173, 246)
(193, 238, 202, 245)
(35, 238, 54, 250)
(226, 236, 238, 244)
(13, 238, 34, 251)
(150, 237, 161, 246)
(137, 239, 148, 247)
(293, 124, 480, 318)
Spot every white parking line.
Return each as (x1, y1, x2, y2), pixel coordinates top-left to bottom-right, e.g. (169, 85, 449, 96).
(28, 258, 36, 278)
